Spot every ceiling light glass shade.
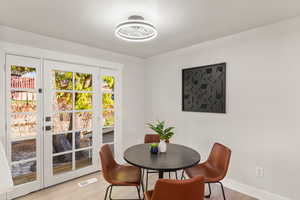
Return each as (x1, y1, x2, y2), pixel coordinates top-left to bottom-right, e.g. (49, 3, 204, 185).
(115, 15, 157, 42)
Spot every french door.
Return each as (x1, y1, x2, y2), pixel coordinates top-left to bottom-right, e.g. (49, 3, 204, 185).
(4, 54, 120, 199)
(43, 60, 100, 186)
(5, 55, 43, 199)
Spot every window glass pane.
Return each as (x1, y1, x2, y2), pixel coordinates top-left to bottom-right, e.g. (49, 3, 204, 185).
(53, 133, 72, 154)
(11, 66, 36, 89)
(103, 110, 114, 127)
(53, 153, 72, 175)
(11, 114, 37, 139)
(75, 73, 92, 91)
(75, 112, 92, 130)
(12, 161, 37, 185)
(11, 91, 37, 112)
(53, 92, 73, 111)
(103, 127, 114, 144)
(53, 113, 73, 132)
(75, 131, 92, 149)
(53, 71, 73, 90)
(75, 93, 92, 110)
(102, 93, 114, 109)
(75, 149, 92, 169)
(12, 139, 36, 162)
(102, 76, 114, 92)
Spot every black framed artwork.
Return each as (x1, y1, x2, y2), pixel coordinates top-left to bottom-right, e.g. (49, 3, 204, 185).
(182, 63, 226, 113)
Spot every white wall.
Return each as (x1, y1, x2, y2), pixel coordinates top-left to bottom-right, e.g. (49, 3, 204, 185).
(145, 17, 300, 199)
(2, 15, 300, 199)
(0, 25, 145, 153)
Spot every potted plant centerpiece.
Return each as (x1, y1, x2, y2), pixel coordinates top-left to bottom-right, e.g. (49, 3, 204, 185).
(147, 121, 175, 153)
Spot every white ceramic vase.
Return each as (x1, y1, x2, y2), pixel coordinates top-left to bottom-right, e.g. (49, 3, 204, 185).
(159, 140, 167, 153)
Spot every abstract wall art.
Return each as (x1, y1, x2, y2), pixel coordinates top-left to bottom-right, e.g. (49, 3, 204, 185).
(182, 63, 226, 113)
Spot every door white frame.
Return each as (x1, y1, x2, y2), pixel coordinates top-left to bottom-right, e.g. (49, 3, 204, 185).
(0, 42, 123, 199)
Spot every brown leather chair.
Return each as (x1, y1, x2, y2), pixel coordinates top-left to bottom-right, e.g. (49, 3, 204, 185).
(184, 143, 231, 200)
(100, 144, 142, 200)
(144, 176, 204, 200)
(143, 134, 177, 190)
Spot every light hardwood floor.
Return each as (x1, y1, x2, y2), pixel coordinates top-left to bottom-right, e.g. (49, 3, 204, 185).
(16, 172, 257, 200)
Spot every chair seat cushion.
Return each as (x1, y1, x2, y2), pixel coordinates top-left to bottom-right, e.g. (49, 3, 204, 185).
(185, 163, 222, 183)
(110, 165, 141, 185)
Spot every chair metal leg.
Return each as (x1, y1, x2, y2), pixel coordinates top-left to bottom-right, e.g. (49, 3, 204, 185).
(204, 183, 211, 198)
(169, 171, 171, 179)
(105, 184, 142, 200)
(219, 182, 226, 200)
(104, 185, 112, 200)
(109, 185, 113, 200)
(140, 184, 145, 200)
(136, 186, 142, 200)
(175, 171, 178, 179)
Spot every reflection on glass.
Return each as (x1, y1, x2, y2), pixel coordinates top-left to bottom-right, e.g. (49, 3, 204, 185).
(102, 127, 114, 144)
(75, 131, 92, 149)
(75, 112, 92, 130)
(53, 113, 73, 132)
(12, 139, 36, 162)
(103, 110, 114, 127)
(53, 133, 72, 154)
(102, 76, 114, 92)
(75, 93, 92, 110)
(12, 161, 37, 185)
(102, 93, 114, 109)
(11, 91, 37, 112)
(53, 71, 73, 90)
(75, 149, 92, 169)
(11, 114, 37, 139)
(53, 92, 73, 111)
(11, 66, 36, 89)
(53, 153, 72, 175)
(75, 73, 92, 91)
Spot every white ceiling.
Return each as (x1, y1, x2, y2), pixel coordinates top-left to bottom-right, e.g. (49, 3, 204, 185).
(1, 0, 300, 58)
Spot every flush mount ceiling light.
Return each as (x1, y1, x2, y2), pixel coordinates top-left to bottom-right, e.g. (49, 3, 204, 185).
(115, 15, 157, 42)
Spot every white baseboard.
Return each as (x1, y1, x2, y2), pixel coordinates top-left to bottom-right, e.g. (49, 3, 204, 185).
(223, 179, 291, 200)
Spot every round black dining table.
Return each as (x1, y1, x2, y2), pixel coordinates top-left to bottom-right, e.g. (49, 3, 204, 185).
(124, 143, 200, 178)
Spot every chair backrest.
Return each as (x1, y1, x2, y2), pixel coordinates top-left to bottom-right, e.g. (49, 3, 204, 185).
(99, 144, 117, 183)
(144, 134, 160, 143)
(151, 176, 204, 200)
(207, 143, 231, 180)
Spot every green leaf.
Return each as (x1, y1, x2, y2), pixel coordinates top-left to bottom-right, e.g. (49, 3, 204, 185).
(164, 127, 175, 134)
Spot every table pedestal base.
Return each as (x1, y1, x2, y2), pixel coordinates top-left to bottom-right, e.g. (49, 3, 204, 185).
(158, 171, 164, 179)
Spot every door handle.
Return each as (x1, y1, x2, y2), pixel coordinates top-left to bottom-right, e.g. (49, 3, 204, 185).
(44, 125, 52, 131)
(45, 116, 51, 122)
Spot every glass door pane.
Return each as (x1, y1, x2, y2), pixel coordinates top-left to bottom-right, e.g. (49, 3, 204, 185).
(51, 70, 94, 175)
(101, 74, 116, 155)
